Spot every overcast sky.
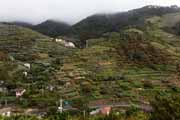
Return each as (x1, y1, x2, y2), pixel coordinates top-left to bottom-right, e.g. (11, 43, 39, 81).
(0, 0, 180, 25)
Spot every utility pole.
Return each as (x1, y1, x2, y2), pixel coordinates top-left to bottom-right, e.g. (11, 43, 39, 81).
(5, 99, 7, 106)
(83, 110, 86, 120)
(58, 99, 63, 113)
(86, 40, 88, 48)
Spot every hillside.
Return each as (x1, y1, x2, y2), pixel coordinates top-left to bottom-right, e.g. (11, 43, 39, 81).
(70, 5, 180, 47)
(11, 6, 180, 46)
(1, 21, 180, 114)
(0, 5, 180, 119)
(0, 23, 77, 110)
(0, 23, 48, 60)
(33, 20, 71, 37)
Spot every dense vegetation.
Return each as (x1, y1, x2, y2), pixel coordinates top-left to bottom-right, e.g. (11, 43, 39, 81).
(70, 5, 180, 47)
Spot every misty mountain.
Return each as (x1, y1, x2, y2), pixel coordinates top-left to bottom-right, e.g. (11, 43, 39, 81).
(12, 21, 34, 28)
(70, 5, 180, 42)
(10, 5, 180, 45)
(32, 20, 71, 37)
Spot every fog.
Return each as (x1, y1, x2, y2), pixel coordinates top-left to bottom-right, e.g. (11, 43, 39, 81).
(0, 0, 180, 25)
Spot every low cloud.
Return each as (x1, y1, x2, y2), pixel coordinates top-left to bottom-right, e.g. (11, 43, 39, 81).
(0, 0, 179, 24)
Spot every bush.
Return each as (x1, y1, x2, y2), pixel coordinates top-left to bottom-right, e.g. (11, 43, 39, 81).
(126, 105, 140, 117)
(48, 112, 70, 120)
(150, 94, 180, 120)
(143, 81, 153, 89)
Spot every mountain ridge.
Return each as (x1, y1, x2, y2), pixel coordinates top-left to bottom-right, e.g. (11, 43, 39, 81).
(9, 5, 180, 41)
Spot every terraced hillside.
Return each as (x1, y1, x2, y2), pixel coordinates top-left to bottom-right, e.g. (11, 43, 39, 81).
(0, 11, 180, 116)
(0, 23, 77, 109)
(145, 12, 180, 61)
(0, 23, 48, 60)
(61, 28, 179, 103)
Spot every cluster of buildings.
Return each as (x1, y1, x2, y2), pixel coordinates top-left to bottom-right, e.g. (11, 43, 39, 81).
(52, 38, 76, 48)
(0, 97, 112, 117)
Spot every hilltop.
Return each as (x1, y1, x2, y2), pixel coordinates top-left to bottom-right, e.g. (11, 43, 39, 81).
(33, 20, 71, 37)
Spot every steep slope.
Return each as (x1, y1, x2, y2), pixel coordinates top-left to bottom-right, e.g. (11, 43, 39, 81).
(70, 5, 180, 46)
(144, 12, 180, 61)
(55, 27, 180, 108)
(0, 23, 76, 109)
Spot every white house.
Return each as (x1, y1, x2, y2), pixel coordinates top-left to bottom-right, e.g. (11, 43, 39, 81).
(58, 99, 63, 113)
(55, 38, 76, 48)
(55, 38, 63, 42)
(23, 71, 28, 77)
(24, 63, 31, 70)
(65, 42, 75, 48)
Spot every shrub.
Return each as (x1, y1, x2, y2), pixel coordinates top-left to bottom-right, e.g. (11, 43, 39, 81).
(143, 81, 153, 89)
(48, 112, 70, 120)
(126, 105, 140, 117)
(150, 94, 180, 120)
